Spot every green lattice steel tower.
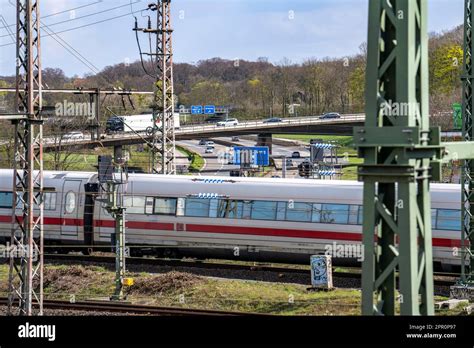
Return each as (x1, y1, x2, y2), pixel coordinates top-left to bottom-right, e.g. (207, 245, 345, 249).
(354, 0, 434, 315)
(461, 0, 474, 285)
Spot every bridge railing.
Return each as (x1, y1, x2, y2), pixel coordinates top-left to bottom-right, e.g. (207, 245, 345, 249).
(176, 113, 365, 135)
(43, 114, 366, 147)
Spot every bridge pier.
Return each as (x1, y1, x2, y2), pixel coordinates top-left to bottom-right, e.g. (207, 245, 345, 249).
(114, 145, 124, 165)
(257, 133, 272, 154)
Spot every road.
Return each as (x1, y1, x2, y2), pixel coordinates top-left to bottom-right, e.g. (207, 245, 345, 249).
(177, 139, 240, 176)
(177, 136, 312, 177)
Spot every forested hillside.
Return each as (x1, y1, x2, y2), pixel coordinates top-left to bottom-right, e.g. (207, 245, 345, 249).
(0, 25, 465, 126)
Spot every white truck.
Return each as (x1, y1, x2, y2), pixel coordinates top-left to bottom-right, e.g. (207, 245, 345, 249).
(106, 113, 181, 134)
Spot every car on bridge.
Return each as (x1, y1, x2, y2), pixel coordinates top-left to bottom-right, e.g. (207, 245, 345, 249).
(217, 118, 239, 126)
(62, 131, 84, 141)
(263, 117, 282, 123)
(319, 112, 341, 120)
(291, 151, 301, 159)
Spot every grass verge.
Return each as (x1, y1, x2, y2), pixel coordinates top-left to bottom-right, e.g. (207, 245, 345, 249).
(176, 145, 205, 172)
(0, 263, 463, 316)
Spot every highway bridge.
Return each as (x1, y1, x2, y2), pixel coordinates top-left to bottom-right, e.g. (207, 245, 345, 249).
(42, 114, 365, 152)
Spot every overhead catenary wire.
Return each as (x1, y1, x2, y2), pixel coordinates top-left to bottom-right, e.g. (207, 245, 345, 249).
(0, 16, 15, 43)
(0, 0, 142, 36)
(0, 7, 149, 48)
(40, 23, 101, 75)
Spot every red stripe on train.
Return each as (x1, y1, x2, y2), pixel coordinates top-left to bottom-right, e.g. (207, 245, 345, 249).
(186, 224, 361, 241)
(94, 220, 174, 231)
(0, 215, 84, 226)
(0, 214, 461, 247)
(185, 224, 461, 248)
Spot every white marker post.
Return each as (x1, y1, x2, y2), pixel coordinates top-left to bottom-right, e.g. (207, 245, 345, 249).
(310, 255, 333, 290)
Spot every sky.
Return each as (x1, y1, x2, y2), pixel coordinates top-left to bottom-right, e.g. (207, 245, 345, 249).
(0, 0, 466, 77)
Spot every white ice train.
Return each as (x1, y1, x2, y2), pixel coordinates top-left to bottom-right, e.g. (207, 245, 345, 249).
(0, 169, 462, 268)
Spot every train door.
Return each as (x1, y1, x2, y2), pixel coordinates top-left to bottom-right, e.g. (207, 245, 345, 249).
(84, 183, 99, 249)
(60, 180, 82, 236)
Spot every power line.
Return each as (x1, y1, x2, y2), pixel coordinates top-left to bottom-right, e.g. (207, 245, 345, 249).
(0, 1, 143, 38)
(40, 23, 101, 75)
(0, 16, 15, 43)
(0, 0, 102, 31)
(0, 7, 149, 48)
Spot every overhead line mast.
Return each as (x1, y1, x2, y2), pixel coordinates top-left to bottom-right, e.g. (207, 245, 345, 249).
(134, 0, 176, 174)
(461, 0, 474, 286)
(7, 0, 44, 316)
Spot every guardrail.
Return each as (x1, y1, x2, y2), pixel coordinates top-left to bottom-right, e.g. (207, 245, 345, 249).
(41, 114, 366, 148)
(175, 114, 365, 135)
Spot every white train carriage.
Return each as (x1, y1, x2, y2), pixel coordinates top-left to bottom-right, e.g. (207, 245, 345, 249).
(0, 169, 462, 266)
(0, 170, 97, 247)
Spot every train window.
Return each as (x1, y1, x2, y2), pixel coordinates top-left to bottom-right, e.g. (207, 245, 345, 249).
(177, 198, 185, 216)
(276, 202, 287, 221)
(209, 199, 218, 218)
(321, 204, 350, 224)
(241, 201, 252, 219)
(217, 199, 243, 219)
(64, 191, 76, 213)
(312, 204, 322, 223)
(43, 192, 57, 210)
(348, 205, 359, 225)
(0, 191, 12, 208)
(185, 198, 210, 217)
(358, 206, 363, 225)
(145, 197, 154, 214)
(286, 202, 312, 222)
(251, 201, 277, 220)
(431, 209, 437, 229)
(437, 209, 461, 231)
(153, 197, 177, 215)
(123, 196, 146, 214)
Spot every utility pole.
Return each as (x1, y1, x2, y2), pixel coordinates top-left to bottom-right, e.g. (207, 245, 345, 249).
(134, 0, 176, 174)
(460, 0, 474, 286)
(7, 0, 43, 316)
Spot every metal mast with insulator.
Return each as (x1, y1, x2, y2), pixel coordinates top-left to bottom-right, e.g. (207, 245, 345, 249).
(7, 0, 44, 316)
(151, 0, 175, 174)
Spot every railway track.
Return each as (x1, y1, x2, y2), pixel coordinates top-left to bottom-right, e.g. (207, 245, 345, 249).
(0, 297, 263, 316)
(39, 253, 458, 287)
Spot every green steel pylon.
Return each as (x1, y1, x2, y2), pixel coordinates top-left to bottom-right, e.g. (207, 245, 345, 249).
(354, 0, 434, 315)
(461, 0, 474, 286)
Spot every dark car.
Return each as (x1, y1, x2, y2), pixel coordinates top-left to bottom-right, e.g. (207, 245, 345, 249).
(264, 117, 282, 123)
(106, 116, 124, 133)
(199, 139, 208, 145)
(291, 151, 301, 159)
(319, 112, 341, 120)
